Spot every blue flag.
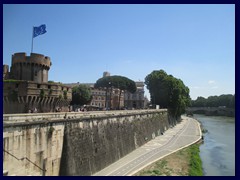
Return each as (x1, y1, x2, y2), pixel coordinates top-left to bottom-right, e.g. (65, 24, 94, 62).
(33, 24, 47, 38)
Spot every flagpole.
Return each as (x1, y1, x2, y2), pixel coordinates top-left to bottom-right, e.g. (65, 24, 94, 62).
(31, 26, 34, 53)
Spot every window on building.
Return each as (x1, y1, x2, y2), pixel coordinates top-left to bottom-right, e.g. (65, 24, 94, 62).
(133, 94, 136, 99)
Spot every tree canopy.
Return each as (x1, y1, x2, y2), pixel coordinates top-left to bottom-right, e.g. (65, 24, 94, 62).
(94, 75, 136, 93)
(191, 94, 235, 108)
(145, 70, 191, 118)
(95, 75, 136, 109)
(70, 84, 92, 106)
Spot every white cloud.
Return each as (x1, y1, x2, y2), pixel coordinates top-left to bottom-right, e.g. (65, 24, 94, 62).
(208, 80, 216, 84)
(191, 86, 201, 89)
(190, 86, 206, 89)
(211, 86, 219, 89)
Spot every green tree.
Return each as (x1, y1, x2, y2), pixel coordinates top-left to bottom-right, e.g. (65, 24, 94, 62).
(192, 97, 207, 107)
(145, 70, 191, 118)
(229, 94, 235, 108)
(145, 70, 169, 107)
(191, 94, 234, 108)
(206, 96, 218, 107)
(217, 94, 233, 107)
(71, 84, 92, 106)
(95, 75, 136, 109)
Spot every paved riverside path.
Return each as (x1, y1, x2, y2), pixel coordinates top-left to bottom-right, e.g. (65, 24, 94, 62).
(93, 116, 201, 176)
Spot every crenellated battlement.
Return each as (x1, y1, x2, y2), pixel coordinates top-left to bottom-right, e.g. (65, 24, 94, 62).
(12, 52, 51, 69)
(3, 52, 72, 114)
(9, 52, 52, 83)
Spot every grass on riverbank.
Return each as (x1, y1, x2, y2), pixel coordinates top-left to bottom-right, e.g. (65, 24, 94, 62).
(134, 143, 203, 176)
(188, 144, 203, 176)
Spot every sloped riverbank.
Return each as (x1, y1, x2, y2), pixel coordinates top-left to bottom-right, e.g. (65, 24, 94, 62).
(134, 143, 203, 176)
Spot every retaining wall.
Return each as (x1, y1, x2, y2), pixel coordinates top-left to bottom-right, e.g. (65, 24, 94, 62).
(3, 109, 175, 176)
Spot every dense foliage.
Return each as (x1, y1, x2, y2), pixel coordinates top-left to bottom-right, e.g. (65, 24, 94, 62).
(71, 84, 92, 106)
(94, 75, 137, 109)
(95, 75, 136, 93)
(191, 94, 235, 108)
(145, 70, 191, 118)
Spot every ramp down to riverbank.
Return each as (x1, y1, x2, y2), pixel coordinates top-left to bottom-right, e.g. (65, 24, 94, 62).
(93, 116, 202, 176)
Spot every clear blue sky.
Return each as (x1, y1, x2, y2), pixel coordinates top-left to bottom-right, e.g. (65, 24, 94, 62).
(3, 4, 235, 100)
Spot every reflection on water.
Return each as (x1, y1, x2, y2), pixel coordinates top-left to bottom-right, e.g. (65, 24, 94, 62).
(194, 114, 235, 176)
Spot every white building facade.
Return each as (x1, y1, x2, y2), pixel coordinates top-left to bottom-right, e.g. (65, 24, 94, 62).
(124, 81, 145, 109)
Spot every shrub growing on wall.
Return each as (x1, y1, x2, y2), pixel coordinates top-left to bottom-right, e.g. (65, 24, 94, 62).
(40, 89, 45, 98)
(8, 89, 18, 102)
(63, 90, 68, 100)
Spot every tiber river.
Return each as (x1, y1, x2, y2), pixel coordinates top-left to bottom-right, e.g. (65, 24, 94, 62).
(194, 114, 235, 176)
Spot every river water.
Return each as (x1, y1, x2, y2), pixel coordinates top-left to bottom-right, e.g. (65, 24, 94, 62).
(194, 114, 235, 176)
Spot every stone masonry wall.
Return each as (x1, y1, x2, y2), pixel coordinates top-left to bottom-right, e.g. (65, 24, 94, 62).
(59, 110, 170, 176)
(3, 121, 65, 176)
(3, 110, 172, 176)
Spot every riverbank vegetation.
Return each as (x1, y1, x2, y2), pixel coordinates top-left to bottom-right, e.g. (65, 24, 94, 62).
(135, 144, 203, 176)
(188, 144, 203, 176)
(191, 94, 235, 108)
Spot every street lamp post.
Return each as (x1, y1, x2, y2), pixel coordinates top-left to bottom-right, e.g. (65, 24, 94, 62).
(109, 82, 112, 110)
(105, 87, 108, 110)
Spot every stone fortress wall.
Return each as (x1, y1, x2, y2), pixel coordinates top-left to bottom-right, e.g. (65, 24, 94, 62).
(11, 53, 51, 83)
(3, 109, 175, 176)
(3, 52, 72, 114)
(3, 81, 72, 113)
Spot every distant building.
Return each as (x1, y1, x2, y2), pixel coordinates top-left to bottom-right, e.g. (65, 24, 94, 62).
(89, 84, 124, 110)
(3, 52, 72, 114)
(144, 96, 150, 108)
(103, 71, 110, 77)
(65, 72, 125, 110)
(65, 73, 146, 110)
(3, 64, 9, 80)
(124, 81, 145, 109)
(71, 83, 107, 109)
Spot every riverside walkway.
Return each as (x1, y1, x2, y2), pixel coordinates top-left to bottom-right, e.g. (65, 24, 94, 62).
(93, 116, 201, 176)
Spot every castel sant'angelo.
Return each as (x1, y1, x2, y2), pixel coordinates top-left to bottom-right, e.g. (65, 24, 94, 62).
(3, 52, 72, 114)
